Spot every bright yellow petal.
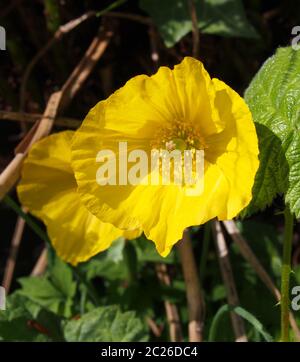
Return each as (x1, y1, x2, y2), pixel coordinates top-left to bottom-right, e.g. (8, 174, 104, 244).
(17, 131, 140, 265)
(205, 78, 259, 219)
(71, 57, 220, 228)
(17, 131, 76, 220)
(44, 190, 123, 265)
(71, 57, 259, 256)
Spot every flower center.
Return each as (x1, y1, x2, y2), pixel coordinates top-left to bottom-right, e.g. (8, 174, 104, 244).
(166, 138, 186, 151)
(148, 120, 206, 189)
(151, 120, 206, 151)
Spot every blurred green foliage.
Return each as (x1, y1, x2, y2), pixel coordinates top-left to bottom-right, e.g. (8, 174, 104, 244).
(140, 0, 258, 47)
(1, 218, 299, 341)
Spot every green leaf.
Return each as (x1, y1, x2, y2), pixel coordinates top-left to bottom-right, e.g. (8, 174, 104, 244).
(18, 259, 76, 318)
(208, 304, 273, 342)
(63, 306, 149, 342)
(79, 238, 137, 282)
(80, 252, 128, 282)
(18, 277, 71, 317)
(0, 317, 50, 341)
(240, 125, 289, 216)
(0, 293, 35, 341)
(107, 237, 126, 263)
(140, 0, 258, 47)
(133, 235, 177, 264)
(50, 257, 77, 299)
(244, 47, 300, 217)
(0, 293, 63, 341)
(211, 284, 226, 302)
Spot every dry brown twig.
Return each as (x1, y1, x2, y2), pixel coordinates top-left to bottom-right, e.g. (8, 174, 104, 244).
(1, 91, 62, 292)
(188, 0, 200, 58)
(104, 11, 152, 26)
(20, 11, 97, 112)
(2, 214, 26, 293)
(31, 247, 48, 277)
(146, 317, 163, 338)
(1, 8, 152, 290)
(59, 26, 113, 110)
(223, 220, 300, 342)
(177, 229, 204, 342)
(19, 10, 151, 112)
(1, 23, 113, 200)
(148, 25, 160, 66)
(0, 91, 62, 202)
(212, 220, 248, 342)
(156, 263, 183, 342)
(2, 10, 149, 290)
(1, 23, 113, 291)
(0, 110, 81, 129)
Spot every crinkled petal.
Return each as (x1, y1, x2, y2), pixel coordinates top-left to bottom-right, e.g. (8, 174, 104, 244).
(71, 57, 259, 256)
(18, 131, 140, 265)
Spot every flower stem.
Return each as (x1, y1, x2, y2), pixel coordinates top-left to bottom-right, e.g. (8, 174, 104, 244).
(280, 205, 294, 342)
(123, 240, 138, 285)
(72, 267, 101, 306)
(3, 195, 50, 244)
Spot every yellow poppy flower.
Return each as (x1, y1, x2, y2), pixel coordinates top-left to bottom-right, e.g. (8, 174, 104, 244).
(17, 131, 141, 265)
(71, 57, 259, 257)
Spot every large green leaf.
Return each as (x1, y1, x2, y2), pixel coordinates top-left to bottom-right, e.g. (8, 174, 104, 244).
(18, 277, 72, 317)
(0, 317, 50, 341)
(0, 293, 63, 341)
(244, 47, 300, 217)
(18, 258, 76, 318)
(140, 0, 258, 47)
(63, 306, 149, 342)
(0, 293, 44, 341)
